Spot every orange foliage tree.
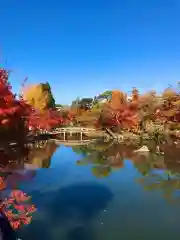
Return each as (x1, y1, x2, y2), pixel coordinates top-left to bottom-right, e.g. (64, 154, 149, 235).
(109, 90, 127, 109)
(97, 90, 139, 131)
(136, 91, 161, 130)
(158, 87, 180, 126)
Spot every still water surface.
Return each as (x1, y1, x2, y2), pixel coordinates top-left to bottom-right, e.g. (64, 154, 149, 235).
(1, 140, 180, 239)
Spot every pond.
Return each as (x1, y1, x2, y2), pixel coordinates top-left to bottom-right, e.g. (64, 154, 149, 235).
(1, 140, 180, 240)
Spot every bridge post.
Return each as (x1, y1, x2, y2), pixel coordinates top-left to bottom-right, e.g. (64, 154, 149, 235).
(80, 131, 83, 141)
(63, 131, 66, 141)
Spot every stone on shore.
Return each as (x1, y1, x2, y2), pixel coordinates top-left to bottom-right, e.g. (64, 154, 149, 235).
(134, 145, 150, 152)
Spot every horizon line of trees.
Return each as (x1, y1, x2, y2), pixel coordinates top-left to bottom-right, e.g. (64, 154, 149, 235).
(1, 66, 180, 144)
(69, 83, 180, 138)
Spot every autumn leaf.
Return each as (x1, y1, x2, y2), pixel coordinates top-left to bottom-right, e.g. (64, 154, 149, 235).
(10, 190, 30, 202)
(10, 220, 21, 229)
(0, 176, 6, 190)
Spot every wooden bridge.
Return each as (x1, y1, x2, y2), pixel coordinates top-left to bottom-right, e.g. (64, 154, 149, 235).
(52, 139, 96, 146)
(48, 127, 97, 141)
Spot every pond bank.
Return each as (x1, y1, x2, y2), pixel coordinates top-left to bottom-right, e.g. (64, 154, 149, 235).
(0, 127, 179, 151)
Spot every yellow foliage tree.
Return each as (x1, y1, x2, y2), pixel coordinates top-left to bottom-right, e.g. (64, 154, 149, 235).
(23, 83, 55, 111)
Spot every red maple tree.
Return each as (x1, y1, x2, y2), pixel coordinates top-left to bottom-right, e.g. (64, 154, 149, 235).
(0, 68, 70, 136)
(0, 176, 36, 230)
(98, 105, 138, 131)
(28, 109, 65, 131)
(96, 90, 139, 130)
(0, 68, 31, 141)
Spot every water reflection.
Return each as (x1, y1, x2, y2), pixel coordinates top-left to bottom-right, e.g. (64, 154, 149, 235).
(73, 140, 180, 203)
(0, 172, 37, 232)
(25, 140, 58, 169)
(73, 140, 179, 173)
(137, 172, 180, 205)
(74, 141, 130, 177)
(74, 141, 139, 177)
(0, 140, 58, 171)
(0, 140, 58, 234)
(0, 139, 180, 239)
(21, 182, 113, 240)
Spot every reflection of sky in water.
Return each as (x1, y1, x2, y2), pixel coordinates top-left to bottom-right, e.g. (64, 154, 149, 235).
(18, 145, 180, 240)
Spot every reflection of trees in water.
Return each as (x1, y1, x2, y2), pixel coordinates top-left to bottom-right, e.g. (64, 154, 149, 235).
(0, 141, 58, 232)
(74, 141, 136, 177)
(163, 144, 180, 174)
(0, 146, 29, 171)
(132, 152, 164, 176)
(91, 165, 111, 178)
(73, 141, 180, 206)
(27, 141, 59, 168)
(73, 141, 180, 180)
(72, 145, 93, 156)
(137, 173, 180, 205)
(73, 141, 180, 205)
(133, 144, 180, 205)
(0, 140, 59, 171)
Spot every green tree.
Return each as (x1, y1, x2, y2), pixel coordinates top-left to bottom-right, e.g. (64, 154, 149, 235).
(55, 104, 63, 108)
(98, 90, 112, 100)
(42, 82, 56, 109)
(79, 98, 93, 110)
(93, 91, 112, 106)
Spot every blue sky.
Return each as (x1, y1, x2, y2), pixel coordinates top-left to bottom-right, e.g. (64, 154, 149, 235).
(1, 0, 180, 104)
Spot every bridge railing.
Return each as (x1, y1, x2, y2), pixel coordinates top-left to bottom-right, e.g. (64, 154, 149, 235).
(53, 127, 96, 132)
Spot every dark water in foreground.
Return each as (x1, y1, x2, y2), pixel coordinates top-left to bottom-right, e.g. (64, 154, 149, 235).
(1, 140, 180, 239)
